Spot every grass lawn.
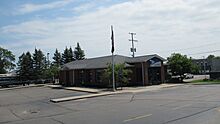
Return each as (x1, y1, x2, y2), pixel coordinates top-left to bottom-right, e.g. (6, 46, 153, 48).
(190, 79, 220, 85)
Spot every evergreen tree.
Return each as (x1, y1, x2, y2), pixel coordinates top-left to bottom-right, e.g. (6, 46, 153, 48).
(25, 52, 34, 80)
(52, 49, 62, 66)
(74, 42, 85, 60)
(17, 52, 33, 81)
(32, 49, 46, 79)
(62, 47, 69, 64)
(61, 47, 75, 64)
(69, 47, 75, 62)
(17, 53, 25, 78)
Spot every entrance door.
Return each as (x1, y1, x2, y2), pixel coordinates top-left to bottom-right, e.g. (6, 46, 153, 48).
(136, 68, 143, 85)
(148, 67, 161, 85)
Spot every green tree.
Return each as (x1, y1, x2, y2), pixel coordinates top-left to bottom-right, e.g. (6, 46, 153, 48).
(53, 49, 62, 66)
(167, 53, 198, 82)
(102, 63, 132, 87)
(0, 47, 15, 74)
(69, 47, 75, 61)
(61, 47, 68, 64)
(17, 53, 25, 78)
(207, 55, 215, 60)
(44, 65, 60, 80)
(62, 47, 74, 64)
(216, 57, 220, 59)
(44, 48, 63, 81)
(74, 42, 85, 60)
(17, 52, 33, 80)
(191, 63, 200, 74)
(207, 55, 220, 59)
(32, 49, 46, 79)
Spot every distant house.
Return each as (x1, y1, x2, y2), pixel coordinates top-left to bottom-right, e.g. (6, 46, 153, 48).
(59, 54, 166, 87)
(210, 59, 220, 79)
(192, 59, 211, 74)
(0, 70, 17, 77)
(0, 71, 18, 87)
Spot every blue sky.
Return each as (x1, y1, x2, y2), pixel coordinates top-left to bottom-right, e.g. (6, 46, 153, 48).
(0, 0, 220, 61)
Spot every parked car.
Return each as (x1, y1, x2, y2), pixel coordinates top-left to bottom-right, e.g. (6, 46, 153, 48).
(184, 73, 194, 79)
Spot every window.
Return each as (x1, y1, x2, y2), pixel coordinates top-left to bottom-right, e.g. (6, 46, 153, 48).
(79, 70, 84, 83)
(96, 70, 103, 83)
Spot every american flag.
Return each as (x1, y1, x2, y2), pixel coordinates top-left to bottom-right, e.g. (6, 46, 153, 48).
(111, 25, 114, 53)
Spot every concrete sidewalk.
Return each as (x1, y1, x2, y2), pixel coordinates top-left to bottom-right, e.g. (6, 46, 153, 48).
(50, 84, 184, 103)
(44, 84, 102, 93)
(50, 91, 120, 103)
(122, 84, 184, 93)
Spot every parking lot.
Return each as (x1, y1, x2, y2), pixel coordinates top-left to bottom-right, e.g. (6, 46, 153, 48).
(1, 84, 220, 124)
(0, 86, 89, 124)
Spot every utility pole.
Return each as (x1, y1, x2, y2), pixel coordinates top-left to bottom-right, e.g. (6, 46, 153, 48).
(203, 56, 207, 79)
(129, 32, 138, 57)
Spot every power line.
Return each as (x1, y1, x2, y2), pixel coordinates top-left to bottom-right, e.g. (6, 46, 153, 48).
(152, 41, 220, 54)
(187, 49, 220, 56)
(174, 42, 219, 51)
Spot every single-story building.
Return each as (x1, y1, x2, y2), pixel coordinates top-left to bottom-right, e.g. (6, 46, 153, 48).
(59, 54, 166, 87)
(210, 58, 220, 79)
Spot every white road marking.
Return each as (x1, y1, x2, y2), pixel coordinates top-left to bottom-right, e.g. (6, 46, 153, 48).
(172, 104, 192, 110)
(123, 114, 152, 123)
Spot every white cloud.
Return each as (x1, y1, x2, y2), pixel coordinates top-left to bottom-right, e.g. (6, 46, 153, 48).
(16, 0, 73, 15)
(73, 3, 96, 13)
(1, 0, 220, 58)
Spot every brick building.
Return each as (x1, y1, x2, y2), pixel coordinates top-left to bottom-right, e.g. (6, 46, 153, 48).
(59, 54, 166, 87)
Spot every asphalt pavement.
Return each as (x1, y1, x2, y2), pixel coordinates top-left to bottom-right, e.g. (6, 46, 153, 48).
(1, 84, 220, 124)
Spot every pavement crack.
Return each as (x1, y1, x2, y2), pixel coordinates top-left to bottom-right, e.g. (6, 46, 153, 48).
(129, 93, 135, 102)
(51, 118, 65, 124)
(8, 107, 24, 120)
(163, 105, 219, 124)
(48, 101, 80, 112)
(0, 111, 72, 124)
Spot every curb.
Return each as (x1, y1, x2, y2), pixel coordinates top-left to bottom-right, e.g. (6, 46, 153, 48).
(50, 92, 127, 103)
(188, 83, 220, 85)
(160, 84, 184, 88)
(50, 84, 184, 103)
(62, 87, 100, 94)
(0, 84, 45, 91)
(44, 84, 100, 94)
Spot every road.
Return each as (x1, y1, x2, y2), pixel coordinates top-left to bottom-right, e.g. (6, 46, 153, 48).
(1, 84, 220, 124)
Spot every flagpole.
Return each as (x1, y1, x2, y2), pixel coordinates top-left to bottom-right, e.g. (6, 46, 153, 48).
(111, 25, 115, 91)
(112, 52, 115, 91)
